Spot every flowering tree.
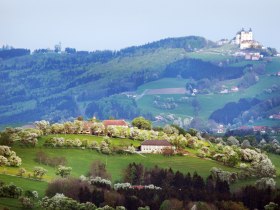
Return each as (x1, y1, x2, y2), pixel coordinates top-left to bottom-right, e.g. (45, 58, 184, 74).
(18, 130, 38, 147)
(40, 193, 96, 210)
(55, 165, 72, 178)
(255, 177, 276, 190)
(50, 123, 65, 134)
(226, 136, 240, 146)
(241, 139, 251, 149)
(210, 167, 238, 184)
(0, 146, 22, 167)
(91, 123, 105, 136)
(33, 167, 47, 179)
(34, 120, 50, 135)
(0, 156, 8, 166)
(8, 155, 22, 166)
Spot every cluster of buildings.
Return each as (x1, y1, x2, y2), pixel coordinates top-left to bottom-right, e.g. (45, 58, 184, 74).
(220, 86, 239, 94)
(217, 28, 268, 61)
(234, 28, 262, 50)
(236, 125, 280, 134)
(269, 113, 280, 120)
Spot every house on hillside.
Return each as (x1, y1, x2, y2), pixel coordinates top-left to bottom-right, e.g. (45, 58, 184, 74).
(253, 126, 267, 134)
(269, 114, 280, 120)
(231, 86, 239, 92)
(103, 120, 128, 128)
(220, 89, 229, 94)
(245, 52, 262, 61)
(140, 140, 175, 153)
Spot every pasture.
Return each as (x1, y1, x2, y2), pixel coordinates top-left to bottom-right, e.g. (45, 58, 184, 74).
(1, 134, 280, 209)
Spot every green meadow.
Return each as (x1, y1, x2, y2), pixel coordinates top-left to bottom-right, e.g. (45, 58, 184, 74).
(1, 134, 280, 209)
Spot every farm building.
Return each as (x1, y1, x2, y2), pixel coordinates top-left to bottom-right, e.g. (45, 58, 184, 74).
(141, 140, 175, 153)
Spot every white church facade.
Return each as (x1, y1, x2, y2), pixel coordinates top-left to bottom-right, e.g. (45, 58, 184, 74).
(234, 28, 261, 50)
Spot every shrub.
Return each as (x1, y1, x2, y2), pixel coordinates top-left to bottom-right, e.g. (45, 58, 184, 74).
(33, 167, 47, 179)
(0, 146, 12, 156)
(89, 176, 112, 188)
(8, 155, 22, 167)
(55, 165, 72, 178)
(17, 167, 26, 176)
(19, 196, 34, 209)
(40, 193, 97, 210)
(196, 150, 206, 158)
(132, 117, 152, 130)
(226, 136, 240, 146)
(0, 156, 8, 166)
(35, 151, 67, 167)
(210, 167, 238, 184)
(162, 148, 175, 156)
(255, 177, 276, 190)
(0, 183, 23, 198)
(88, 160, 111, 179)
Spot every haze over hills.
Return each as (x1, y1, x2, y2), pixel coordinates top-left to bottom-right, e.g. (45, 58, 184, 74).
(0, 34, 280, 131)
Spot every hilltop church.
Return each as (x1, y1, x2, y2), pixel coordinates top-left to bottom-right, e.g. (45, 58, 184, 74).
(234, 28, 261, 50)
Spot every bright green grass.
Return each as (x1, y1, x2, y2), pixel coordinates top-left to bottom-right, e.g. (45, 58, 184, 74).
(136, 94, 194, 117)
(137, 78, 189, 93)
(136, 75, 280, 121)
(0, 198, 22, 210)
(9, 147, 238, 182)
(187, 52, 232, 62)
(0, 174, 47, 197)
(0, 136, 280, 209)
(0, 195, 42, 210)
(38, 134, 141, 147)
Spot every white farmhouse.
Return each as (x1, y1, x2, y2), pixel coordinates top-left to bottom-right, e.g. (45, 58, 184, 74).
(140, 140, 175, 153)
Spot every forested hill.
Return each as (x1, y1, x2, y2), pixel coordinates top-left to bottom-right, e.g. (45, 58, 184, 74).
(0, 35, 277, 129)
(0, 36, 217, 126)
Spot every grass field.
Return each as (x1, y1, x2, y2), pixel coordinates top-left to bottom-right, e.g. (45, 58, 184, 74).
(136, 73, 280, 121)
(5, 147, 239, 182)
(0, 174, 47, 210)
(0, 134, 242, 209)
(38, 134, 142, 147)
(137, 78, 189, 93)
(1, 134, 280, 209)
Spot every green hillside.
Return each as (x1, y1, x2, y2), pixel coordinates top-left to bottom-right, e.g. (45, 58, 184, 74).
(135, 56, 280, 127)
(1, 36, 280, 129)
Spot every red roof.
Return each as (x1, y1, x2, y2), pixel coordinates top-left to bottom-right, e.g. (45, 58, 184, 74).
(141, 140, 171, 146)
(103, 120, 128, 127)
(238, 126, 251, 130)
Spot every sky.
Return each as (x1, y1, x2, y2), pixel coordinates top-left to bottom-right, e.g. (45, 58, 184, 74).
(0, 0, 279, 51)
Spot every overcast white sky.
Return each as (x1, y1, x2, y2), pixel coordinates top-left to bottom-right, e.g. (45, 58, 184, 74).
(0, 0, 279, 51)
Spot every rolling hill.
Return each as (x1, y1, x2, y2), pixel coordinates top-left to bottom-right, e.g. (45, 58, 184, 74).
(0, 36, 280, 130)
